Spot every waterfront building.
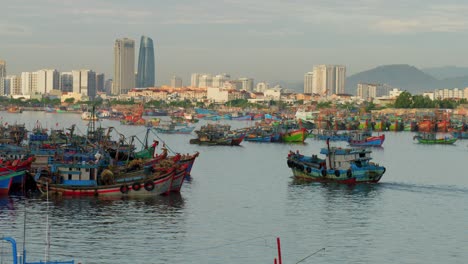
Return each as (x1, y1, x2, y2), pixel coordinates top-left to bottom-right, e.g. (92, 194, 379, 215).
(60, 72, 73, 92)
(312, 64, 346, 96)
(170, 76, 182, 88)
(239, 77, 254, 92)
(304, 72, 313, 94)
(72, 69, 96, 98)
(21, 71, 38, 95)
(0, 60, 5, 96)
(37, 69, 59, 94)
(96, 73, 105, 93)
(136, 36, 155, 88)
(114, 38, 135, 95)
(5, 75, 21, 95)
(434, 88, 465, 100)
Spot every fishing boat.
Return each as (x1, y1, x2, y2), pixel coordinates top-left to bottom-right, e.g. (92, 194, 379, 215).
(34, 157, 183, 197)
(279, 120, 307, 143)
(6, 106, 22, 113)
(286, 140, 386, 184)
(0, 152, 35, 195)
(348, 131, 385, 147)
(190, 124, 245, 146)
(413, 132, 457, 144)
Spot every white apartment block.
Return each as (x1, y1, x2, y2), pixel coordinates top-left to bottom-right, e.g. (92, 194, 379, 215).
(170, 76, 183, 88)
(304, 72, 313, 94)
(37, 69, 59, 94)
(239, 77, 254, 91)
(21, 72, 38, 95)
(198, 74, 213, 88)
(212, 74, 230, 88)
(0, 60, 5, 96)
(207, 87, 229, 103)
(389, 88, 403, 98)
(72, 69, 96, 98)
(434, 88, 465, 100)
(5, 75, 21, 95)
(190, 73, 202, 87)
(311, 64, 346, 96)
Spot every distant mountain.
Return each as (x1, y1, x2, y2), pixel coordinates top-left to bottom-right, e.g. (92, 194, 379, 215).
(421, 66, 468, 80)
(346, 64, 440, 94)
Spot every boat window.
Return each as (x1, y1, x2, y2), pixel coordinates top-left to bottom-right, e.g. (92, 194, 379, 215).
(359, 153, 365, 158)
(68, 174, 72, 180)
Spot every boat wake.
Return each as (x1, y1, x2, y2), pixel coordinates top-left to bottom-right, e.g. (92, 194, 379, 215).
(379, 181, 468, 196)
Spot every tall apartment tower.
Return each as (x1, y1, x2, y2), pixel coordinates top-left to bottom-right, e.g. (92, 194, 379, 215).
(113, 38, 135, 95)
(60, 72, 73, 92)
(37, 69, 59, 94)
(190, 73, 202, 87)
(312, 65, 346, 96)
(170, 76, 182, 88)
(72, 69, 96, 98)
(136, 36, 155, 88)
(239, 78, 254, 91)
(0, 60, 6, 96)
(21, 72, 38, 95)
(304, 72, 313, 94)
(96, 73, 105, 92)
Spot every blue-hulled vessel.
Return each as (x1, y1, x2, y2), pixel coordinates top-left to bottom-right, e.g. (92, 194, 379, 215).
(287, 141, 386, 184)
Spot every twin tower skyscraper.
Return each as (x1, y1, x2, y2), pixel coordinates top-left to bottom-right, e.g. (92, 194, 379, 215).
(113, 36, 155, 95)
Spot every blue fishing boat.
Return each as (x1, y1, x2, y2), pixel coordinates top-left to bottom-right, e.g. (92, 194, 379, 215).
(348, 131, 385, 147)
(286, 140, 386, 184)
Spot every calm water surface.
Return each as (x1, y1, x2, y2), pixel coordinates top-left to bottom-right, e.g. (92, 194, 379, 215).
(0, 111, 467, 263)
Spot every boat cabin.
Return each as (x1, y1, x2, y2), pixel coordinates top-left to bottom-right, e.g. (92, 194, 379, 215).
(320, 147, 372, 170)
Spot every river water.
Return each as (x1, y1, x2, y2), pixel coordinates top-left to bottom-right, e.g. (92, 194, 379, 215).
(0, 111, 467, 264)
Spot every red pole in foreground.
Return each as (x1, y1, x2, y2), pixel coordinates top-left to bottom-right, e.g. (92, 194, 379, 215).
(274, 258, 277, 264)
(277, 237, 282, 264)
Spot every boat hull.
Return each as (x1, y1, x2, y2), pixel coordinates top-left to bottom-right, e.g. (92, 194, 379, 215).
(281, 128, 307, 143)
(289, 165, 385, 184)
(37, 169, 176, 197)
(349, 134, 385, 147)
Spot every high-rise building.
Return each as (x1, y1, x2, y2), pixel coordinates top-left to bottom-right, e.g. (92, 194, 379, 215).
(0, 60, 6, 96)
(239, 78, 254, 91)
(5, 75, 21, 95)
(72, 69, 96, 98)
(21, 72, 38, 95)
(198, 74, 213, 88)
(304, 72, 313, 94)
(136, 36, 155, 88)
(104, 79, 113, 95)
(96, 73, 105, 92)
(170, 76, 182, 88)
(37, 69, 59, 94)
(312, 65, 346, 96)
(190, 73, 202, 87)
(113, 38, 135, 95)
(212, 74, 230, 88)
(60, 72, 73, 92)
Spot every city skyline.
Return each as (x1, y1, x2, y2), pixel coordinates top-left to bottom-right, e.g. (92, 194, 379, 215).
(2, 1, 468, 85)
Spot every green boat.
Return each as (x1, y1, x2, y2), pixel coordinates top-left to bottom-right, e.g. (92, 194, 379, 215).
(413, 133, 457, 144)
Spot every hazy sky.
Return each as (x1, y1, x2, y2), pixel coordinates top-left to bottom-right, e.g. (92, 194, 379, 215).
(2, 0, 468, 86)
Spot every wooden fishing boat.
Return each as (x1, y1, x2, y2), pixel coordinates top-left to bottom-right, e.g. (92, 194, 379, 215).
(348, 131, 385, 147)
(286, 141, 386, 184)
(413, 133, 457, 144)
(0, 154, 34, 195)
(35, 160, 180, 197)
(190, 124, 245, 146)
